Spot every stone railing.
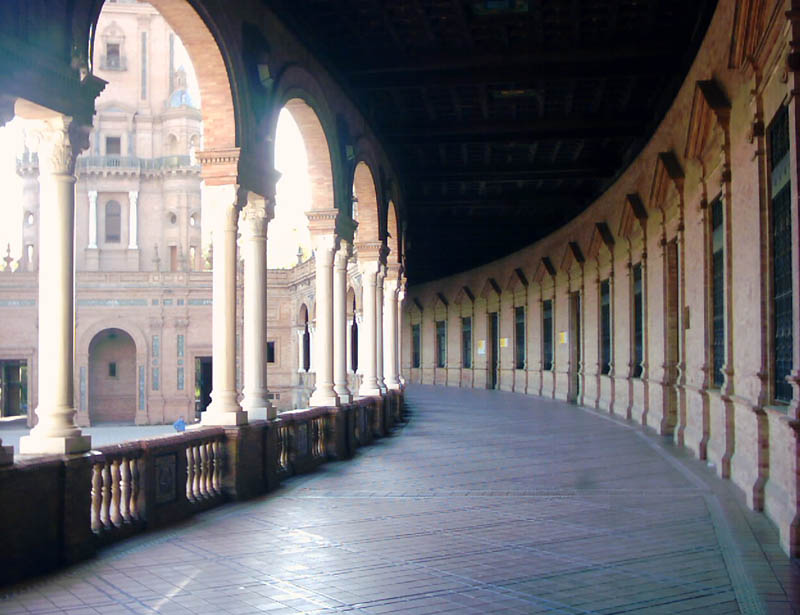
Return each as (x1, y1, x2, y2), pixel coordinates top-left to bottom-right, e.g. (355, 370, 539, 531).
(0, 391, 404, 585)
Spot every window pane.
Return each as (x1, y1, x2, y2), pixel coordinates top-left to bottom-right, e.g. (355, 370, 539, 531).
(543, 300, 553, 371)
(105, 200, 121, 242)
(412, 324, 421, 368)
(632, 264, 643, 379)
(462, 316, 472, 368)
(514, 306, 525, 369)
(436, 320, 446, 368)
(710, 197, 725, 388)
(600, 279, 611, 375)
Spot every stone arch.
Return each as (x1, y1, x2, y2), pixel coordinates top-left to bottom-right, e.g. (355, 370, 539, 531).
(353, 161, 380, 244)
(105, 0, 238, 151)
(298, 302, 311, 373)
(278, 97, 336, 212)
(269, 66, 341, 210)
(166, 133, 179, 155)
(78, 320, 146, 425)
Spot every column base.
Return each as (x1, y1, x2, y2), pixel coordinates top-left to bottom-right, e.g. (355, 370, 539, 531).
(19, 433, 91, 456)
(201, 410, 248, 426)
(334, 385, 352, 404)
(387, 381, 402, 390)
(309, 389, 339, 407)
(241, 393, 275, 421)
(242, 405, 276, 421)
(0, 441, 13, 465)
(359, 386, 382, 397)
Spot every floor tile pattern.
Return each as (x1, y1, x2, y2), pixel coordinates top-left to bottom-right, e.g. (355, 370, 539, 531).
(2, 385, 799, 614)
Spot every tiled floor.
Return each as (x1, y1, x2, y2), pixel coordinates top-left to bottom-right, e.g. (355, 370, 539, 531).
(2, 385, 799, 614)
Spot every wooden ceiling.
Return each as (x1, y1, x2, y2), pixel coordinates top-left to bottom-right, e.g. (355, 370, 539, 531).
(267, 0, 718, 284)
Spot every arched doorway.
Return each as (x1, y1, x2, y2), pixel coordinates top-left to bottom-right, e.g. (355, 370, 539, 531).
(89, 328, 137, 423)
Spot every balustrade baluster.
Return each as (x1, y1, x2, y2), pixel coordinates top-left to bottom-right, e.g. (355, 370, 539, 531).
(129, 458, 140, 520)
(100, 463, 111, 529)
(192, 446, 201, 499)
(90, 463, 102, 533)
(186, 447, 195, 501)
(213, 440, 222, 494)
(110, 459, 122, 527)
(199, 444, 209, 498)
(119, 457, 131, 523)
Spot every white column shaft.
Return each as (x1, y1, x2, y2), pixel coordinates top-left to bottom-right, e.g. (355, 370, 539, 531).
(128, 190, 138, 249)
(20, 117, 91, 455)
(309, 237, 338, 406)
(203, 190, 246, 425)
(241, 202, 274, 420)
(333, 247, 351, 402)
(376, 268, 386, 393)
(87, 190, 97, 249)
(384, 283, 400, 388)
(359, 265, 381, 396)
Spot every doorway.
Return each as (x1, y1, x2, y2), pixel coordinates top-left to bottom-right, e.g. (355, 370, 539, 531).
(194, 356, 212, 418)
(489, 311, 499, 389)
(89, 328, 137, 423)
(0, 360, 28, 417)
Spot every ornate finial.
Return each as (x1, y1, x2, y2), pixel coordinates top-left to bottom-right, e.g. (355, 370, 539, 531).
(3, 243, 13, 269)
(297, 246, 304, 264)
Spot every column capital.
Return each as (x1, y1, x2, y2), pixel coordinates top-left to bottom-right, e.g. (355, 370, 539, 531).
(26, 115, 89, 176)
(359, 259, 381, 279)
(334, 240, 352, 269)
(312, 232, 337, 255)
(384, 276, 400, 294)
(240, 192, 274, 238)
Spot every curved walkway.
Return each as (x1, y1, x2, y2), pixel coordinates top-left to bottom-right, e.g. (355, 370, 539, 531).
(2, 385, 799, 614)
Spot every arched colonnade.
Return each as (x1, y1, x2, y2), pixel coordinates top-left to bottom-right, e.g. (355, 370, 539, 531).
(0, 0, 406, 458)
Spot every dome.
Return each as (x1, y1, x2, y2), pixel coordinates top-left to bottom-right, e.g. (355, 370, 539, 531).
(168, 88, 196, 109)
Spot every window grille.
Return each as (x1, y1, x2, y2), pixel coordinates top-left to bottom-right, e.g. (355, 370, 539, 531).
(542, 299, 553, 371)
(600, 279, 611, 375)
(105, 201, 121, 243)
(461, 316, 472, 368)
(435, 320, 446, 368)
(710, 197, 725, 388)
(412, 324, 421, 368)
(514, 306, 525, 369)
(632, 264, 643, 378)
(769, 105, 794, 403)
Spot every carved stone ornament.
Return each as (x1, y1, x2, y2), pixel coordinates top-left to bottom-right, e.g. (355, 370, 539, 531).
(240, 195, 273, 238)
(26, 116, 82, 176)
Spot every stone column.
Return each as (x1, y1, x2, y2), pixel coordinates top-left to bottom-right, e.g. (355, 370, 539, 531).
(397, 283, 406, 385)
(359, 260, 381, 396)
(87, 190, 98, 249)
(384, 273, 401, 389)
(20, 116, 91, 455)
(128, 190, 138, 249)
(307, 209, 340, 407)
(202, 186, 246, 426)
(333, 242, 352, 403)
(376, 264, 387, 393)
(240, 193, 275, 421)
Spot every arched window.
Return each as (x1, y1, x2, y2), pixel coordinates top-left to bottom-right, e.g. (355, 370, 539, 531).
(351, 295, 358, 372)
(105, 200, 121, 243)
(302, 310, 311, 372)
